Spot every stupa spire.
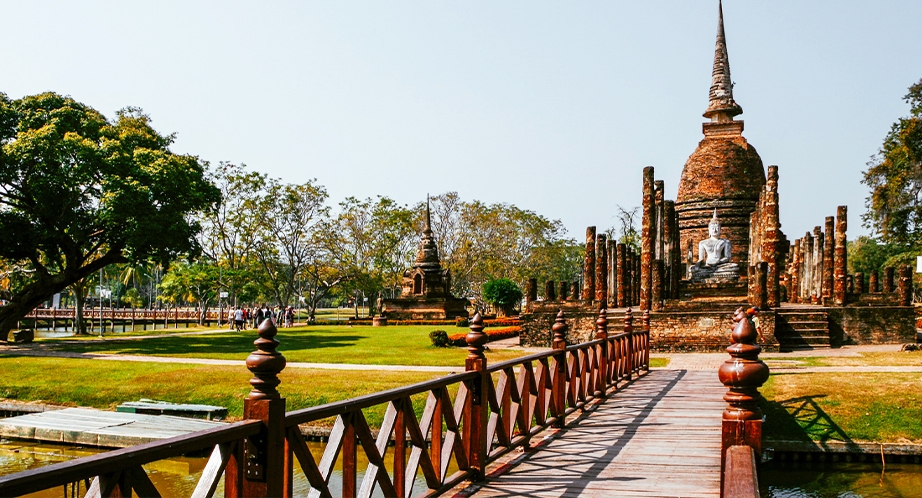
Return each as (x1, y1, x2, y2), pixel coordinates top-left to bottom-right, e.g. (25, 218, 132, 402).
(703, 0, 742, 122)
(424, 194, 432, 235)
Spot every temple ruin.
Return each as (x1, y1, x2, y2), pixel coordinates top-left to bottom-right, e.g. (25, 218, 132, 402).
(520, 1, 915, 351)
(381, 199, 470, 321)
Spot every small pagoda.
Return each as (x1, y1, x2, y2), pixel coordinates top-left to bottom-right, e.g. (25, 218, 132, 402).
(381, 199, 470, 320)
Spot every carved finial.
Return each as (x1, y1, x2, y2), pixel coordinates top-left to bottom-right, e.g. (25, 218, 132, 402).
(595, 304, 608, 340)
(552, 310, 568, 350)
(246, 318, 287, 400)
(718, 309, 769, 422)
(642, 309, 651, 331)
(466, 312, 487, 363)
(624, 307, 633, 333)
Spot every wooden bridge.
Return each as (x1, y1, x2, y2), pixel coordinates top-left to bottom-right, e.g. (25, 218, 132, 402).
(0, 308, 766, 498)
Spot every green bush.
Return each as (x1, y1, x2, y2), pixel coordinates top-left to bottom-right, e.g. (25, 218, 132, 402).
(482, 278, 524, 316)
(455, 317, 470, 327)
(429, 330, 451, 348)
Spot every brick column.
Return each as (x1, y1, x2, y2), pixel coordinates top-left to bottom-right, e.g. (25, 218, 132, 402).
(525, 278, 537, 306)
(813, 226, 824, 301)
(803, 232, 814, 302)
(596, 234, 608, 305)
(869, 270, 879, 293)
(640, 167, 654, 310)
(634, 251, 641, 306)
(617, 243, 627, 308)
(898, 265, 913, 307)
(823, 216, 835, 300)
(854, 272, 865, 295)
(884, 267, 895, 293)
(558, 281, 569, 301)
(762, 166, 783, 308)
(654, 180, 665, 262)
(571, 281, 580, 301)
(834, 206, 848, 306)
(663, 200, 676, 299)
(754, 262, 768, 310)
(605, 239, 612, 304)
(790, 240, 800, 304)
(545, 280, 556, 301)
(652, 260, 664, 311)
(583, 227, 596, 303)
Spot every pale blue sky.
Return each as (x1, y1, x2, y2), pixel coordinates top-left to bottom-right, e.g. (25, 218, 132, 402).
(3, 1, 921, 241)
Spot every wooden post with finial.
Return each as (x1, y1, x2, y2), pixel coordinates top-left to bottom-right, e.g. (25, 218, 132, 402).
(718, 308, 769, 492)
(551, 310, 568, 428)
(464, 312, 489, 481)
(225, 318, 287, 498)
(595, 304, 609, 396)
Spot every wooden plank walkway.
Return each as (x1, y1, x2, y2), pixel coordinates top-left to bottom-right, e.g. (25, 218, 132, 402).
(459, 369, 726, 498)
(0, 407, 225, 448)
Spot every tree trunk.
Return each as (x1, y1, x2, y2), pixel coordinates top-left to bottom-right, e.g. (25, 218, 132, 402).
(72, 281, 88, 335)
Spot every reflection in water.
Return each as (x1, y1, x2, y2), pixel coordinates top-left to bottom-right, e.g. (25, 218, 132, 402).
(762, 460, 922, 497)
(1, 438, 443, 497)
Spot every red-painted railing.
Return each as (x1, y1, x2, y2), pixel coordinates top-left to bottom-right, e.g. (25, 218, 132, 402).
(0, 306, 650, 497)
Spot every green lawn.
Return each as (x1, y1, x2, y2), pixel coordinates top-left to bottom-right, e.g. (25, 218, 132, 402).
(38, 325, 526, 366)
(0, 357, 444, 426)
(761, 372, 922, 444)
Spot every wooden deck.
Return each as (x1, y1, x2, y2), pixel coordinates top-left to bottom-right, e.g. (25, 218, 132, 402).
(459, 369, 726, 498)
(0, 407, 225, 448)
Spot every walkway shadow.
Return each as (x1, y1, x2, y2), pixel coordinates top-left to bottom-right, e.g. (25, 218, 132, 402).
(470, 369, 690, 498)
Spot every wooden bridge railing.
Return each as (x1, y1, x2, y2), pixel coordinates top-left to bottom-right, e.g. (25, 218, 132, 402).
(0, 306, 650, 497)
(719, 308, 769, 498)
(24, 308, 221, 321)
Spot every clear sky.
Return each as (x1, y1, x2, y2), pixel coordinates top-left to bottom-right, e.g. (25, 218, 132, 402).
(3, 1, 921, 242)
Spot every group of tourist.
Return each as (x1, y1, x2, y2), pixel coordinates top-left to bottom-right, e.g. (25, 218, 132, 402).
(228, 305, 296, 331)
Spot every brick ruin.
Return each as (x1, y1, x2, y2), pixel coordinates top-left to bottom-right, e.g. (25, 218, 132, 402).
(520, 4, 915, 351)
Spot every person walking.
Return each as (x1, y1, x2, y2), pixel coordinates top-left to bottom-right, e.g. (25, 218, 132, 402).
(233, 307, 244, 331)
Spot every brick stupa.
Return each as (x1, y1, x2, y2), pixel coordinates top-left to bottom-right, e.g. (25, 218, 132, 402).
(381, 198, 470, 320)
(676, 0, 765, 272)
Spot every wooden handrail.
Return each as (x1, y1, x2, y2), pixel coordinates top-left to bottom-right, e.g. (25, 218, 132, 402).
(0, 420, 262, 496)
(722, 445, 760, 498)
(0, 309, 652, 498)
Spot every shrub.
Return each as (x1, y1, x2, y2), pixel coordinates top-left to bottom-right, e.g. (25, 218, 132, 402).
(482, 278, 523, 316)
(455, 317, 470, 327)
(429, 330, 451, 348)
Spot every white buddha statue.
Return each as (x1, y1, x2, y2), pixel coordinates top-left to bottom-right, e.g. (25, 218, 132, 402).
(689, 210, 740, 281)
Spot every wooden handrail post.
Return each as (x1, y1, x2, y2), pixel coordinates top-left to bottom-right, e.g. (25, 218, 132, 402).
(718, 308, 769, 496)
(551, 310, 568, 428)
(225, 318, 287, 498)
(595, 304, 609, 395)
(464, 312, 489, 481)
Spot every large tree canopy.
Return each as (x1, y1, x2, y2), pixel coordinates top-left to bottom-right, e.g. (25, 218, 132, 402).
(863, 78, 922, 245)
(0, 92, 220, 338)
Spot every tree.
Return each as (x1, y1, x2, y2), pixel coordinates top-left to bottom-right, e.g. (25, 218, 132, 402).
(847, 236, 903, 276)
(253, 178, 329, 307)
(863, 78, 922, 245)
(482, 278, 523, 317)
(158, 262, 219, 325)
(0, 92, 220, 339)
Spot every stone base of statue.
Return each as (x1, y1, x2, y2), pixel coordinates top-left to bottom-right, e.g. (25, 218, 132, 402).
(689, 262, 741, 283)
(372, 315, 388, 327)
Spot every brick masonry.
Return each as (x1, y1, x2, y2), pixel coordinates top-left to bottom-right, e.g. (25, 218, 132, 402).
(828, 306, 915, 346)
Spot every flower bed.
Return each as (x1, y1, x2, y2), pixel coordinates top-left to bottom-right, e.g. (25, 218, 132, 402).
(447, 326, 521, 347)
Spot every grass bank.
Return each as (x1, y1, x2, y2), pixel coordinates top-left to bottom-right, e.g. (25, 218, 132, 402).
(38, 325, 527, 366)
(0, 356, 444, 426)
(762, 372, 922, 444)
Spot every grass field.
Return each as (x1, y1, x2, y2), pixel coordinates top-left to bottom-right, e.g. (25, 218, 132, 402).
(37, 324, 528, 366)
(764, 351, 922, 368)
(762, 371, 922, 444)
(0, 356, 444, 426)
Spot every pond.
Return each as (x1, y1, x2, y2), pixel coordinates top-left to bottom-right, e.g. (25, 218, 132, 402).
(0, 438, 409, 497)
(761, 459, 922, 497)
